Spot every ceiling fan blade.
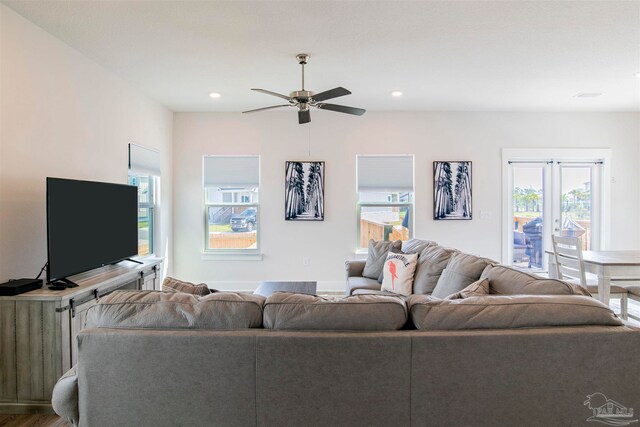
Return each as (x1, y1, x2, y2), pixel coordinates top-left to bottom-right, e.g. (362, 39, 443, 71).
(312, 87, 351, 102)
(251, 88, 291, 101)
(298, 109, 311, 124)
(242, 104, 291, 114)
(315, 103, 366, 116)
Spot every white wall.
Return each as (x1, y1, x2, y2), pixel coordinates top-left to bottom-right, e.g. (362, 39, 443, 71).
(173, 111, 640, 290)
(0, 5, 173, 281)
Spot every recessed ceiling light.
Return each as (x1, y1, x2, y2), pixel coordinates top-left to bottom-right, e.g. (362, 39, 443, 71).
(209, 92, 221, 99)
(635, 72, 640, 79)
(575, 92, 602, 98)
(391, 91, 403, 97)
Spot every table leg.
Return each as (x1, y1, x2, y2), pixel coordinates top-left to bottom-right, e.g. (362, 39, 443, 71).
(597, 266, 611, 306)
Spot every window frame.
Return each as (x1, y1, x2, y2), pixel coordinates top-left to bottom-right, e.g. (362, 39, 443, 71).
(128, 173, 157, 257)
(355, 155, 415, 251)
(202, 155, 261, 255)
(501, 148, 611, 270)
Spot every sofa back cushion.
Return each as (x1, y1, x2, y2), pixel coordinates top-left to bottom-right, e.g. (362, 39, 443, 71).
(431, 253, 495, 299)
(407, 294, 622, 330)
(480, 264, 591, 296)
(263, 293, 407, 330)
(412, 245, 458, 294)
(401, 238, 437, 254)
(86, 290, 265, 329)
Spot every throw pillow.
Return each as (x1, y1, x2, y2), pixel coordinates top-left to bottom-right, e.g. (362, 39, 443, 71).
(362, 239, 402, 280)
(162, 277, 211, 296)
(378, 245, 403, 283)
(431, 252, 495, 299)
(445, 278, 490, 300)
(381, 252, 418, 296)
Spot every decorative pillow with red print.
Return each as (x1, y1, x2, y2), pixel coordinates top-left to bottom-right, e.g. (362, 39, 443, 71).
(381, 252, 418, 296)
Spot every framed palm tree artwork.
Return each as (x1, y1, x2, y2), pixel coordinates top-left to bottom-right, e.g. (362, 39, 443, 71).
(433, 161, 472, 220)
(285, 161, 325, 221)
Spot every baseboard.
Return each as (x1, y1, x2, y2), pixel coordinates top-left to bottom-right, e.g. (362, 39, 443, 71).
(0, 402, 54, 414)
(203, 280, 345, 293)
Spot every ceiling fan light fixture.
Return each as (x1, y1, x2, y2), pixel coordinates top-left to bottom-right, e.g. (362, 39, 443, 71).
(242, 53, 366, 124)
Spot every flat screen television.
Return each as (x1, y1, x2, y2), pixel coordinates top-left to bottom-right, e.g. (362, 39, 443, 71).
(46, 177, 138, 284)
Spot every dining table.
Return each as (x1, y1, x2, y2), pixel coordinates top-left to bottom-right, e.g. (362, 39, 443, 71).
(546, 250, 640, 305)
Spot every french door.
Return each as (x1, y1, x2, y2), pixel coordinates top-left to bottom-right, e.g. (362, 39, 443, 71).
(503, 149, 609, 272)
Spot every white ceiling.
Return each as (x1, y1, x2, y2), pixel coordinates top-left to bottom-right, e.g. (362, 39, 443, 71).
(4, 0, 640, 113)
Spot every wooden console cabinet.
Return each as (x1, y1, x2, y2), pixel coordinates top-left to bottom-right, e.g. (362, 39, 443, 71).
(0, 258, 163, 413)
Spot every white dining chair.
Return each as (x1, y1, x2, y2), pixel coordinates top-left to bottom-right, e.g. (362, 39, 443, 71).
(626, 286, 640, 321)
(551, 235, 628, 320)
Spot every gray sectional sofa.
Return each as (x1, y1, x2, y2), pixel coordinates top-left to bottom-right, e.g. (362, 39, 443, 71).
(52, 238, 640, 427)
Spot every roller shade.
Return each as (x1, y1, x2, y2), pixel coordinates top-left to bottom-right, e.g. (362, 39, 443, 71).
(357, 155, 413, 192)
(129, 143, 161, 176)
(204, 156, 259, 188)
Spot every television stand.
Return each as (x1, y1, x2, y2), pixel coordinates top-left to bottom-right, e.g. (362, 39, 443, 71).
(49, 277, 79, 288)
(0, 257, 162, 413)
(114, 257, 143, 265)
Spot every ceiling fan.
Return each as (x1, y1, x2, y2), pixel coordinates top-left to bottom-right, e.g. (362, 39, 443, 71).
(242, 54, 366, 124)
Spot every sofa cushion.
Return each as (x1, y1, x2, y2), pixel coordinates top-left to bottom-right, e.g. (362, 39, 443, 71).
(381, 252, 418, 296)
(401, 238, 437, 254)
(412, 245, 458, 294)
(407, 294, 623, 330)
(162, 277, 211, 296)
(445, 278, 490, 300)
(347, 276, 382, 295)
(263, 293, 407, 330)
(86, 290, 265, 329)
(480, 265, 591, 296)
(431, 253, 495, 299)
(351, 289, 402, 296)
(362, 239, 402, 280)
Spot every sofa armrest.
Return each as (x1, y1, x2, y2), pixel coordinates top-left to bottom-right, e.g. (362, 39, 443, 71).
(52, 366, 79, 426)
(345, 260, 366, 278)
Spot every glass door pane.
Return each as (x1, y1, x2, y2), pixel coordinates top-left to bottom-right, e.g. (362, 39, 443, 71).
(512, 167, 545, 270)
(560, 166, 592, 250)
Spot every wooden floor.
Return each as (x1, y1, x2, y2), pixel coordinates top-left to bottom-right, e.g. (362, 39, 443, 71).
(0, 414, 69, 427)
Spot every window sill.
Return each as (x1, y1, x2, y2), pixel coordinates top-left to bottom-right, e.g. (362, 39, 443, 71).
(201, 252, 263, 261)
(354, 250, 368, 259)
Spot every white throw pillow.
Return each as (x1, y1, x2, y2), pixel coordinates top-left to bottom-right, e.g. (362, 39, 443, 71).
(381, 252, 418, 296)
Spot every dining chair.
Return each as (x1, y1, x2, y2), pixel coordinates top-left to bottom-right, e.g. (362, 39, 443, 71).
(626, 286, 640, 321)
(551, 235, 628, 320)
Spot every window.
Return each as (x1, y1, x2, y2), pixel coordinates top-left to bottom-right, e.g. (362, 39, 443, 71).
(128, 144, 160, 257)
(356, 155, 414, 249)
(204, 156, 260, 252)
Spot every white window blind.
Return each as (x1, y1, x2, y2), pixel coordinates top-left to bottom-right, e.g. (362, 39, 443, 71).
(129, 143, 161, 176)
(204, 156, 259, 188)
(357, 155, 413, 192)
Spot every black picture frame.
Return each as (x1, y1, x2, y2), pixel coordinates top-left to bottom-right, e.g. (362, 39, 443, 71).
(433, 161, 472, 220)
(285, 161, 325, 221)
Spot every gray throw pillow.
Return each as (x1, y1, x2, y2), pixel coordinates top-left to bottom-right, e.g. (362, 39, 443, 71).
(445, 278, 490, 300)
(412, 245, 458, 294)
(162, 277, 211, 296)
(431, 252, 495, 299)
(362, 239, 402, 280)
